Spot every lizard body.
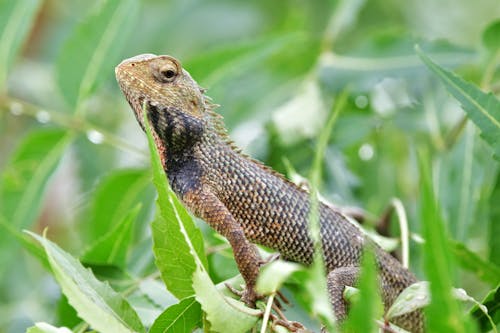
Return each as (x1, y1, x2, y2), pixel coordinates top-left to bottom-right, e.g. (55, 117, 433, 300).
(115, 54, 423, 332)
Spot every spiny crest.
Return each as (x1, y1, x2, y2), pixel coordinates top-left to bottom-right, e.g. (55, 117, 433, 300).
(202, 92, 308, 191)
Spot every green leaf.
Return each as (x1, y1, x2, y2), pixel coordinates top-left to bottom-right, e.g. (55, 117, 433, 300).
(489, 172, 500, 267)
(0, 0, 41, 92)
(26, 322, 72, 333)
(85, 169, 150, 241)
(482, 19, 500, 52)
(0, 129, 70, 227)
(149, 296, 202, 333)
(418, 150, 476, 332)
(416, 45, 500, 161)
(152, 210, 200, 299)
(342, 247, 384, 333)
(470, 284, 500, 332)
(56, 0, 139, 109)
(0, 129, 71, 274)
(256, 260, 302, 295)
(146, 116, 206, 299)
(144, 111, 259, 332)
(451, 241, 500, 286)
(191, 264, 260, 333)
(27, 231, 145, 333)
(185, 33, 301, 87)
(387, 282, 430, 320)
(0, 216, 49, 270)
(81, 205, 140, 268)
(320, 37, 471, 92)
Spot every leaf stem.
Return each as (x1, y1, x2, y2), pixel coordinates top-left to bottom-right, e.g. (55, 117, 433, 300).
(480, 48, 500, 90)
(390, 198, 410, 269)
(444, 116, 468, 150)
(260, 293, 275, 333)
(0, 95, 147, 158)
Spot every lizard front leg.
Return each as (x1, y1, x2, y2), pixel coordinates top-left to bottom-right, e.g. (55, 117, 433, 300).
(184, 188, 263, 307)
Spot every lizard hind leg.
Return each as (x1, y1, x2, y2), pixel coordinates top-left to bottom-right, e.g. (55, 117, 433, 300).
(326, 266, 360, 322)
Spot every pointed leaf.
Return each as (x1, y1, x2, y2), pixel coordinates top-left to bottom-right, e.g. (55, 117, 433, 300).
(342, 247, 384, 332)
(470, 284, 500, 332)
(149, 296, 202, 333)
(26, 322, 72, 333)
(27, 231, 145, 333)
(56, 0, 139, 108)
(0, 129, 71, 274)
(418, 150, 476, 332)
(144, 112, 259, 332)
(451, 241, 500, 286)
(0, 129, 70, 227)
(146, 115, 206, 298)
(86, 169, 151, 241)
(387, 282, 430, 319)
(416, 46, 500, 160)
(0, 0, 41, 92)
(82, 205, 140, 268)
(256, 260, 302, 295)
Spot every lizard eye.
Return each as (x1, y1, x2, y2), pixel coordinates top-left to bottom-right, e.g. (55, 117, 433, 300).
(150, 57, 181, 83)
(163, 69, 175, 78)
(158, 64, 177, 82)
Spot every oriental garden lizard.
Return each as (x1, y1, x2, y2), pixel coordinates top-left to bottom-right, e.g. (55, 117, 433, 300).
(115, 54, 424, 332)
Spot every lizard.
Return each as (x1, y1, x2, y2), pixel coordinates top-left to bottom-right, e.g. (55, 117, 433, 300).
(115, 53, 424, 332)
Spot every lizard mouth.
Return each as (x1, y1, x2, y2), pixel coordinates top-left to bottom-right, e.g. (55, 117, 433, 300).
(133, 96, 147, 132)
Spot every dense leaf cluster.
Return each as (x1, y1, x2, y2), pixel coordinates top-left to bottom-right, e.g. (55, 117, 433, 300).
(0, 0, 499, 332)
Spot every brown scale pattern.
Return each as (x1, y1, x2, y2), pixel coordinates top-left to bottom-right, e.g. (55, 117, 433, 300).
(196, 134, 423, 332)
(115, 54, 424, 332)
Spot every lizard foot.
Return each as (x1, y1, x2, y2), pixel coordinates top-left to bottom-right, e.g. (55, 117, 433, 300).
(224, 283, 263, 307)
(225, 282, 290, 309)
(268, 307, 310, 332)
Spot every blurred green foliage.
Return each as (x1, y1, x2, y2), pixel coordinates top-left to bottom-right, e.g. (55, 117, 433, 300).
(0, 0, 499, 332)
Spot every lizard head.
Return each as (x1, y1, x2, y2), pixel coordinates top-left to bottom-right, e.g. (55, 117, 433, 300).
(115, 53, 206, 132)
(116, 54, 210, 160)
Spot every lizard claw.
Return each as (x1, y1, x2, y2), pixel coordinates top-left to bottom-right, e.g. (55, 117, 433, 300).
(224, 283, 263, 308)
(259, 252, 280, 266)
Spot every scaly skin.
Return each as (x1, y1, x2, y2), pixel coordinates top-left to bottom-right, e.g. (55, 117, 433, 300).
(115, 54, 424, 332)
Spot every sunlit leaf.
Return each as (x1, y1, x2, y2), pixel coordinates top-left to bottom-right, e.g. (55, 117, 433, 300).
(256, 260, 302, 295)
(416, 46, 500, 160)
(56, 0, 139, 109)
(27, 231, 145, 333)
(25, 322, 72, 333)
